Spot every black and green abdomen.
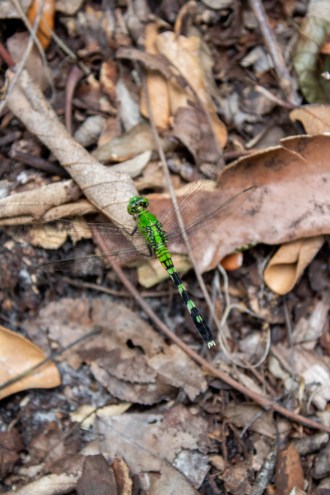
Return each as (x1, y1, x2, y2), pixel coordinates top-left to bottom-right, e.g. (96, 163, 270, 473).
(155, 245, 216, 348)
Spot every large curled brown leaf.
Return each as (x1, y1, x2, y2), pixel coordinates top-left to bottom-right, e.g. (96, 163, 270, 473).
(147, 134, 330, 272)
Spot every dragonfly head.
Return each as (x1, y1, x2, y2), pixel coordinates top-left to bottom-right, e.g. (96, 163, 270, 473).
(127, 196, 149, 216)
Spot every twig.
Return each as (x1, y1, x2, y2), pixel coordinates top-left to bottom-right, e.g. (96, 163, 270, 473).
(10, 149, 69, 177)
(248, 0, 300, 105)
(92, 226, 330, 433)
(63, 276, 170, 298)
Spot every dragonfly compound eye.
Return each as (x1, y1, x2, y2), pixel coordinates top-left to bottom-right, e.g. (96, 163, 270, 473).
(127, 196, 149, 215)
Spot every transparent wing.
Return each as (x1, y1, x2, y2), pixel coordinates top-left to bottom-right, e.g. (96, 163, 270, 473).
(4, 184, 255, 274)
(33, 219, 152, 273)
(163, 185, 256, 245)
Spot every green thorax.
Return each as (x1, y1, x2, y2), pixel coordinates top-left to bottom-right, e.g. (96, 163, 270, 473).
(127, 196, 167, 251)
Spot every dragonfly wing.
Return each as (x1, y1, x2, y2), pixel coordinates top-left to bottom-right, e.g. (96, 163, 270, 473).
(28, 218, 151, 273)
(165, 186, 256, 246)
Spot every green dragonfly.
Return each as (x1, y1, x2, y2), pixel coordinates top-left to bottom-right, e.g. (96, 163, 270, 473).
(30, 182, 254, 348)
(127, 194, 216, 348)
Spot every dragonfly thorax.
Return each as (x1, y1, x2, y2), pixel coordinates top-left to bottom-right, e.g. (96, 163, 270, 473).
(127, 196, 149, 216)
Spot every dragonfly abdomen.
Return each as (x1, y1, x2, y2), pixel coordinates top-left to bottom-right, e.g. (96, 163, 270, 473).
(155, 246, 216, 348)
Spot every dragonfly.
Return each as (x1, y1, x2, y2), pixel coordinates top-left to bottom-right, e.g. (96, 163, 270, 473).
(22, 182, 255, 347)
(127, 194, 216, 348)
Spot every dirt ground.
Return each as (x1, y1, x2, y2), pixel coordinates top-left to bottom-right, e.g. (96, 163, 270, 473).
(0, 0, 330, 494)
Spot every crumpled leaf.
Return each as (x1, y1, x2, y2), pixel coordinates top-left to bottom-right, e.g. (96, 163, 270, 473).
(0, 325, 61, 400)
(223, 402, 290, 439)
(156, 32, 227, 146)
(272, 343, 330, 410)
(93, 121, 159, 163)
(0, 180, 83, 225)
(290, 104, 330, 134)
(23, 298, 208, 404)
(264, 236, 324, 295)
(97, 404, 210, 489)
(144, 134, 330, 273)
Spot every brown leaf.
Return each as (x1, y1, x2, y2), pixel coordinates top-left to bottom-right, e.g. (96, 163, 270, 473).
(264, 236, 324, 295)
(7, 33, 51, 90)
(222, 461, 253, 495)
(77, 455, 118, 495)
(23, 298, 207, 404)
(156, 32, 227, 147)
(290, 105, 330, 134)
(147, 134, 330, 273)
(172, 105, 224, 165)
(275, 444, 304, 495)
(27, 0, 55, 49)
(140, 23, 171, 129)
(93, 121, 158, 163)
(0, 325, 61, 400)
(97, 404, 210, 488)
(0, 429, 23, 479)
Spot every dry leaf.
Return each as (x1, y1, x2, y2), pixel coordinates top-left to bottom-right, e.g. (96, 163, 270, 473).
(264, 236, 324, 295)
(93, 121, 158, 163)
(222, 461, 253, 495)
(71, 403, 131, 429)
(74, 115, 105, 147)
(97, 404, 210, 489)
(272, 344, 330, 410)
(23, 297, 207, 404)
(156, 32, 227, 148)
(140, 23, 170, 129)
(0, 429, 23, 479)
(77, 455, 117, 495)
(7, 33, 51, 90)
(0, 325, 60, 400)
(14, 473, 80, 495)
(292, 291, 330, 344)
(27, 0, 55, 49)
(0, 180, 82, 225)
(221, 252, 243, 271)
(275, 444, 304, 495)
(290, 105, 330, 134)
